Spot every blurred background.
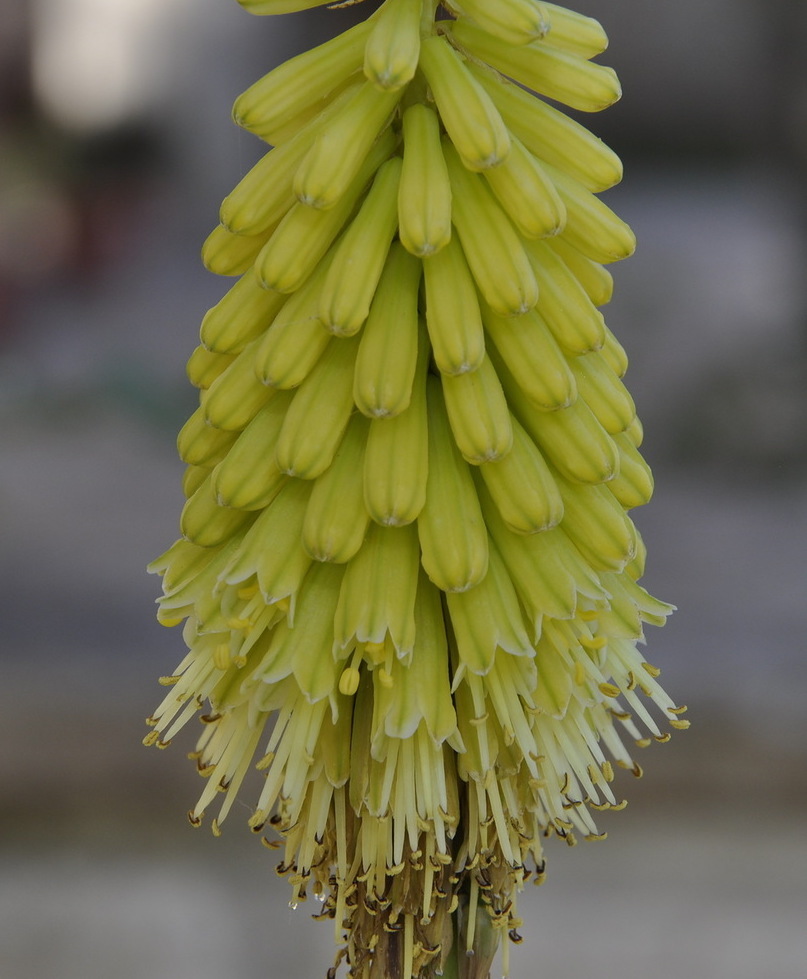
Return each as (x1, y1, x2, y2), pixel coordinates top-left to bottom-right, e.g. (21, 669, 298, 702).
(1, 1, 805, 977)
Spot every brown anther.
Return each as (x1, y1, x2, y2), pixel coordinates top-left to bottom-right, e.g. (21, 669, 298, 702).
(200, 712, 222, 724)
(610, 708, 632, 721)
(187, 811, 202, 828)
(509, 930, 524, 944)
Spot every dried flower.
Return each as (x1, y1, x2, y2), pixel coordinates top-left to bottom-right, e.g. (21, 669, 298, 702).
(145, 2, 688, 977)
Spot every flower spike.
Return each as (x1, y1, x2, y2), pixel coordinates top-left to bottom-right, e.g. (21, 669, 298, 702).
(147, 3, 687, 978)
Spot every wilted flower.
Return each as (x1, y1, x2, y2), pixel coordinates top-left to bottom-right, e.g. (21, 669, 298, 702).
(145, 1, 688, 977)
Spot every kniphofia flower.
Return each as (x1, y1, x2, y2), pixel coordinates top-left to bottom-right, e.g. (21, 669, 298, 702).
(145, 1, 688, 976)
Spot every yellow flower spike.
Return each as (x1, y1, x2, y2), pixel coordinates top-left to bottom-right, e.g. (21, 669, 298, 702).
(319, 156, 403, 335)
(475, 414, 564, 535)
(185, 345, 236, 391)
(524, 237, 606, 354)
(202, 337, 279, 431)
(248, 564, 342, 698)
(362, 326, 430, 525)
(398, 103, 453, 258)
(600, 324, 629, 377)
(273, 333, 360, 479)
(333, 521, 421, 657)
(221, 81, 362, 236)
(482, 302, 577, 411)
(374, 570, 458, 745)
(176, 406, 238, 467)
(149, 537, 220, 596)
(544, 162, 637, 264)
(199, 272, 287, 355)
(201, 223, 273, 277)
(253, 250, 336, 389)
(286, 564, 345, 703)
(179, 473, 254, 548)
(353, 242, 422, 418)
(256, 126, 396, 293)
(294, 81, 402, 210)
(364, 0, 423, 91)
(468, 62, 623, 193)
(482, 133, 567, 240)
(422, 234, 485, 375)
(237, 0, 342, 14)
(442, 138, 539, 317)
(149, 3, 687, 977)
(607, 433, 655, 510)
(417, 376, 489, 592)
(218, 477, 313, 614)
(210, 393, 292, 510)
(536, 2, 609, 59)
(448, 19, 622, 114)
(418, 35, 511, 171)
(441, 354, 513, 465)
(449, 0, 551, 47)
(508, 383, 621, 485)
(569, 350, 637, 436)
(302, 413, 372, 563)
(446, 543, 533, 676)
(232, 18, 375, 141)
(546, 235, 615, 308)
(478, 480, 604, 629)
(558, 478, 638, 573)
(181, 464, 210, 500)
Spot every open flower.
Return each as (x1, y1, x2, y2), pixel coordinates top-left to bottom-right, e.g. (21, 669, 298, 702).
(145, 2, 688, 976)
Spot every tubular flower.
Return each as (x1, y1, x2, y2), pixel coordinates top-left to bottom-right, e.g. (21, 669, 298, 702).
(145, 2, 688, 977)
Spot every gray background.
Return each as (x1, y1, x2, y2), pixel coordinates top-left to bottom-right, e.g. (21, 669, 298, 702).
(1, 1, 805, 977)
